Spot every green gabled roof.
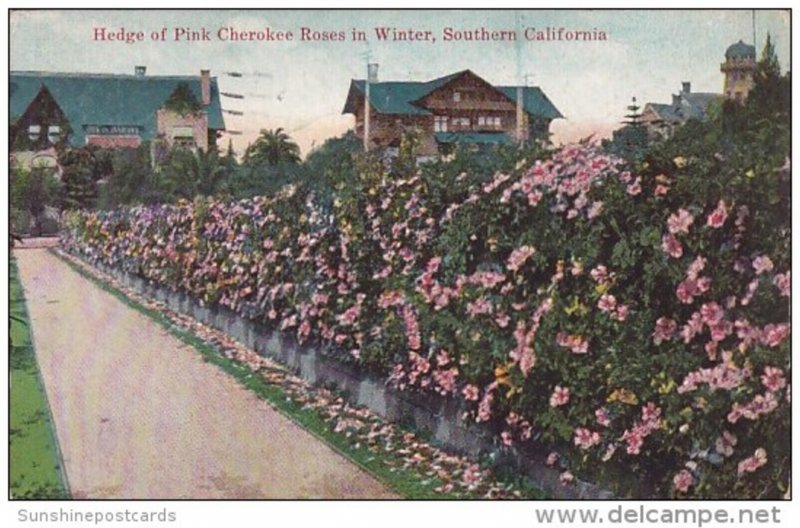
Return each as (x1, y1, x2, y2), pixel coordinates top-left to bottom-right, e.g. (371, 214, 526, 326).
(346, 79, 433, 114)
(343, 70, 563, 120)
(10, 71, 225, 146)
(434, 131, 513, 144)
(497, 86, 564, 120)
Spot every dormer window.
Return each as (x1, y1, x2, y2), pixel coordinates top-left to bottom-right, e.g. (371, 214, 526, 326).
(48, 125, 61, 143)
(28, 124, 41, 141)
(453, 91, 461, 102)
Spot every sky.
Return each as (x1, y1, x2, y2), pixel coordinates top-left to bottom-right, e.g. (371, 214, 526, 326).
(9, 9, 791, 156)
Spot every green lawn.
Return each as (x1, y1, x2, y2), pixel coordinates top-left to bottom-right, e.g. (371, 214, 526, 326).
(9, 258, 69, 499)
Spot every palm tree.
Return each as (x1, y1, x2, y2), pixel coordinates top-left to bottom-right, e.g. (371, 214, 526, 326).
(243, 128, 301, 166)
(157, 148, 224, 201)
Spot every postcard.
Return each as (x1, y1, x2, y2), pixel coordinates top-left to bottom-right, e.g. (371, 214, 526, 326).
(5, 6, 793, 525)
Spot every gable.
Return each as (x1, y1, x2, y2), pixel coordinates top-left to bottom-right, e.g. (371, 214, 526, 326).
(414, 70, 516, 112)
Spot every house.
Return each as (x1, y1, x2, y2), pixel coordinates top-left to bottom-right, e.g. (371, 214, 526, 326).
(9, 67, 226, 157)
(640, 82, 721, 141)
(342, 69, 562, 156)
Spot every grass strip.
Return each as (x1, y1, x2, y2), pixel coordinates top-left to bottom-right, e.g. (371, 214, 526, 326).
(9, 258, 70, 499)
(53, 249, 545, 499)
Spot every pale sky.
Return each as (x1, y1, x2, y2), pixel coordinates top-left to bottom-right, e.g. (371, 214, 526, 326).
(9, 9, 791, 156)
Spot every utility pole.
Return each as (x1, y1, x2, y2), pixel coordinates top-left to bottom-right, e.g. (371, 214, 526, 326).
(364, 59, 378, 152)
(517, 73, 534, 144)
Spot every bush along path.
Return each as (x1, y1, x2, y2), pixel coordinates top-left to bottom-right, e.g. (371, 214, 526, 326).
(61, 133, 790, 498)
(52, 248, 544, 499)
(9, 258, 69, 499)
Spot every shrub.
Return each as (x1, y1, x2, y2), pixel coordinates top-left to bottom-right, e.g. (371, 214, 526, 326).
(62, 124, 789, 498)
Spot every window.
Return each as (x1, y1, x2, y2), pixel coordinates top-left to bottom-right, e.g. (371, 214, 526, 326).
(172, 126, 196, 149)
(461, 118, 470, 127)
(434, 116, 448, 132)
(28, 124, 41, 141)
(494, 116, 502, 127)
(47, 125, 61, 144)
(453, 91, 461, 102)
(478, 116, 486, 126)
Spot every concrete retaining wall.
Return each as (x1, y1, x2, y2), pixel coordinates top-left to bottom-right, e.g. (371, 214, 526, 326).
(78, 253, 614, 499)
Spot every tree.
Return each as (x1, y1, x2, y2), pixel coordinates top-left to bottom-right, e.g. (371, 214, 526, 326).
(608, 97, 649, 161)
(302, 131, 362, 195)
(747, 33, 790, 118)
(97, 143, 155, 208)
(243, 128, 301, 167)
(10, 165, 60, 234)
(155, 147, 225, 202)
(58, 147, 103, 210)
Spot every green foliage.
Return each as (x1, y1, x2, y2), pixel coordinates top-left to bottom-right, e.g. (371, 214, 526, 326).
(218, 163, 301, 200)
(155, 147, 226, 201)
(58, 147, 106, 210)
(162, 82, 201, 116)
(9, 260, 68, 499)
(302, 130, 362, 195)
(10, 164, 61, 234)
(243, 128, 301, 167)
(97, 143, 155, 208)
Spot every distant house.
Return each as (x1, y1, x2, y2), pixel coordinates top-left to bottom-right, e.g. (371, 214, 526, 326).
(640, 82, 721, 141)
(342, 68, 562, 156)
(9, 67, 226, 157)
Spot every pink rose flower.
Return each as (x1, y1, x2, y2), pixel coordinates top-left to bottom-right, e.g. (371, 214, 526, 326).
(761, 366, 787, 392)
(673, 469, 694, 493)
(715, 430, 738, 457)
(595, 407, 611, 427)
(626, 179, 642, 195)
(574, 428, 601, 449)
(597, 293, 617, 312)
(737, 448, 768, 477)
(506, 245, 536, 272)
(761, 323, 790, 348)
(752, 255, 774, 275)
(653, 317, 677, 345)
(462, 384, 480, 401)
(549, 385, 570, 407)
(706, 200, 729, 228)
(773, 271, 790, 297)
(667, 208, 694, 234)
(661, 233, 683, 259)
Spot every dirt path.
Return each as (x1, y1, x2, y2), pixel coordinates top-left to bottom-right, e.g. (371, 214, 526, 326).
(13, 248, 397, 499)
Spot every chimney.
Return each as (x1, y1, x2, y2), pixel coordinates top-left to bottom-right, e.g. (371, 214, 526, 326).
(200, 69, 211, 106)
(681, 81, 691, 94)
(672, 93, 681, 107)
(134, 65, 146, 76)
(367, 63, 379, 83)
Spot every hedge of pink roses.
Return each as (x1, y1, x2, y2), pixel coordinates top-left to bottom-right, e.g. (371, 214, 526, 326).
(61, 143, 789, 498)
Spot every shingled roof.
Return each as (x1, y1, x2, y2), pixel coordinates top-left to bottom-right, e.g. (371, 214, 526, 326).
(343, 70, 562, 120)
(10, 71, 225, 146)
